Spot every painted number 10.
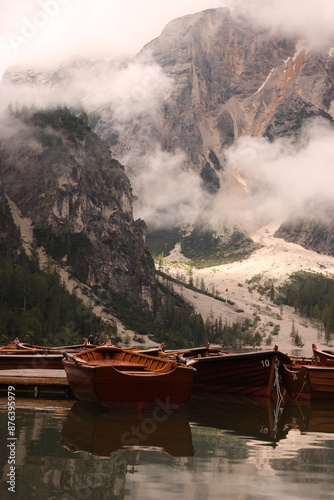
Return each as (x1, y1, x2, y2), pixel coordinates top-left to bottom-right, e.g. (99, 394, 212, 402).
(261, 359, 270, 367)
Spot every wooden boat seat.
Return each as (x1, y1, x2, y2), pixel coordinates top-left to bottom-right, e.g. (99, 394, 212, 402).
(122, 371, 155, 375)
(87, 360, 146, 371)
(114, 364, 146, 371)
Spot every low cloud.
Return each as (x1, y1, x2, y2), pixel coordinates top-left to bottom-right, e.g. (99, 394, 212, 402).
(223, 118, 334, 229)
(0, 53, 173, 118)
(107, 58, 173, 126)
(126, 148, 205, 229)
(131, 118, 334, 233)
(236, 0, 334, 48)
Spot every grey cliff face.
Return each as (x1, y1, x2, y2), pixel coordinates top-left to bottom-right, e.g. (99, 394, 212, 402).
(0, 110, 155, 311)
(0, 179, 22, 260)
(134, 9, 334, 162)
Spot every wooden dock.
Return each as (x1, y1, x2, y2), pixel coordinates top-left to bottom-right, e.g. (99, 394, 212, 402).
(0, 369, 72, 398)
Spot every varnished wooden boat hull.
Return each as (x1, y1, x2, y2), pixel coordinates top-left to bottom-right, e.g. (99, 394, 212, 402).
(280, 364, 334, 400)
(63, 363, 193, 409)
(62, 347, 194, 409)
(187, 350, 290, 396)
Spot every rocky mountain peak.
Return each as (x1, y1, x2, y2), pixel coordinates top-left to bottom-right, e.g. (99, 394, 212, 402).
(0, 108, 156, 310)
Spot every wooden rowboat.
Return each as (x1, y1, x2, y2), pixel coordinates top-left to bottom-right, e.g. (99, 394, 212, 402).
(160, 345, 291, 397)
(312, 344, 334, 366)
(62, 346, 195, 409)
(0, 342, 95, 370)
(0, 350, 64, 370)
(280, 363, 334, 400)
(15, 342, 95, 352)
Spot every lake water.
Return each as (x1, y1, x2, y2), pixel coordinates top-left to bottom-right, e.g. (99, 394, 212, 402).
(1, 393, 334, 500)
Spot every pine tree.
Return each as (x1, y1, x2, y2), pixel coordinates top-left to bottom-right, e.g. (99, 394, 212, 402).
(270, 284, 275, 302)
(290, 319, 297, 342)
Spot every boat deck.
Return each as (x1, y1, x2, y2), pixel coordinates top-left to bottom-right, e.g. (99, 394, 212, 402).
(0, 369, 72, 398)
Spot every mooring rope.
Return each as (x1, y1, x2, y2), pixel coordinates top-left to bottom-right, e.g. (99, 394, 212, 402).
(295, 373, 307, 401)
(273, 360, 285, 435)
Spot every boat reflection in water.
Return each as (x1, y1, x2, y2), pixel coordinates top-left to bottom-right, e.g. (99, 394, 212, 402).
(278, 399, 334, 434)
(183, 393, 286, 446)
(62, 394, 325, 458)
(61, 401, 194, 457)
(183, 393, 334, 446)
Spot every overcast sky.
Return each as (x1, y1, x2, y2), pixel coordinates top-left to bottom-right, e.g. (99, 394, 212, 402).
(2, 0, 334, 78)
(0, 0, 228, 77)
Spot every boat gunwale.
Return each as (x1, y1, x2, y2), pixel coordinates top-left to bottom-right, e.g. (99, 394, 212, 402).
(312, 344, 334, 365)
(16, 342, 94, 351)
(0, 352, 63, 358)
(282, 363, 334, 373)
(93, 362, 181, 377)
(61, 359, 186, 377)
(185, 349, 290, 366)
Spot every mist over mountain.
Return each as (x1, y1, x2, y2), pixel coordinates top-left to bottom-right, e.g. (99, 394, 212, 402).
(2, 6, 334, 261)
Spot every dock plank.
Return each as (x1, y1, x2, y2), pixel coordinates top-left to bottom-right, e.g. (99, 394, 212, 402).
(0, 369, 69, 386)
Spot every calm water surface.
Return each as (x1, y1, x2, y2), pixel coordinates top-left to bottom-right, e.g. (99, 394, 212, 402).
(1, 393, 334, 500)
